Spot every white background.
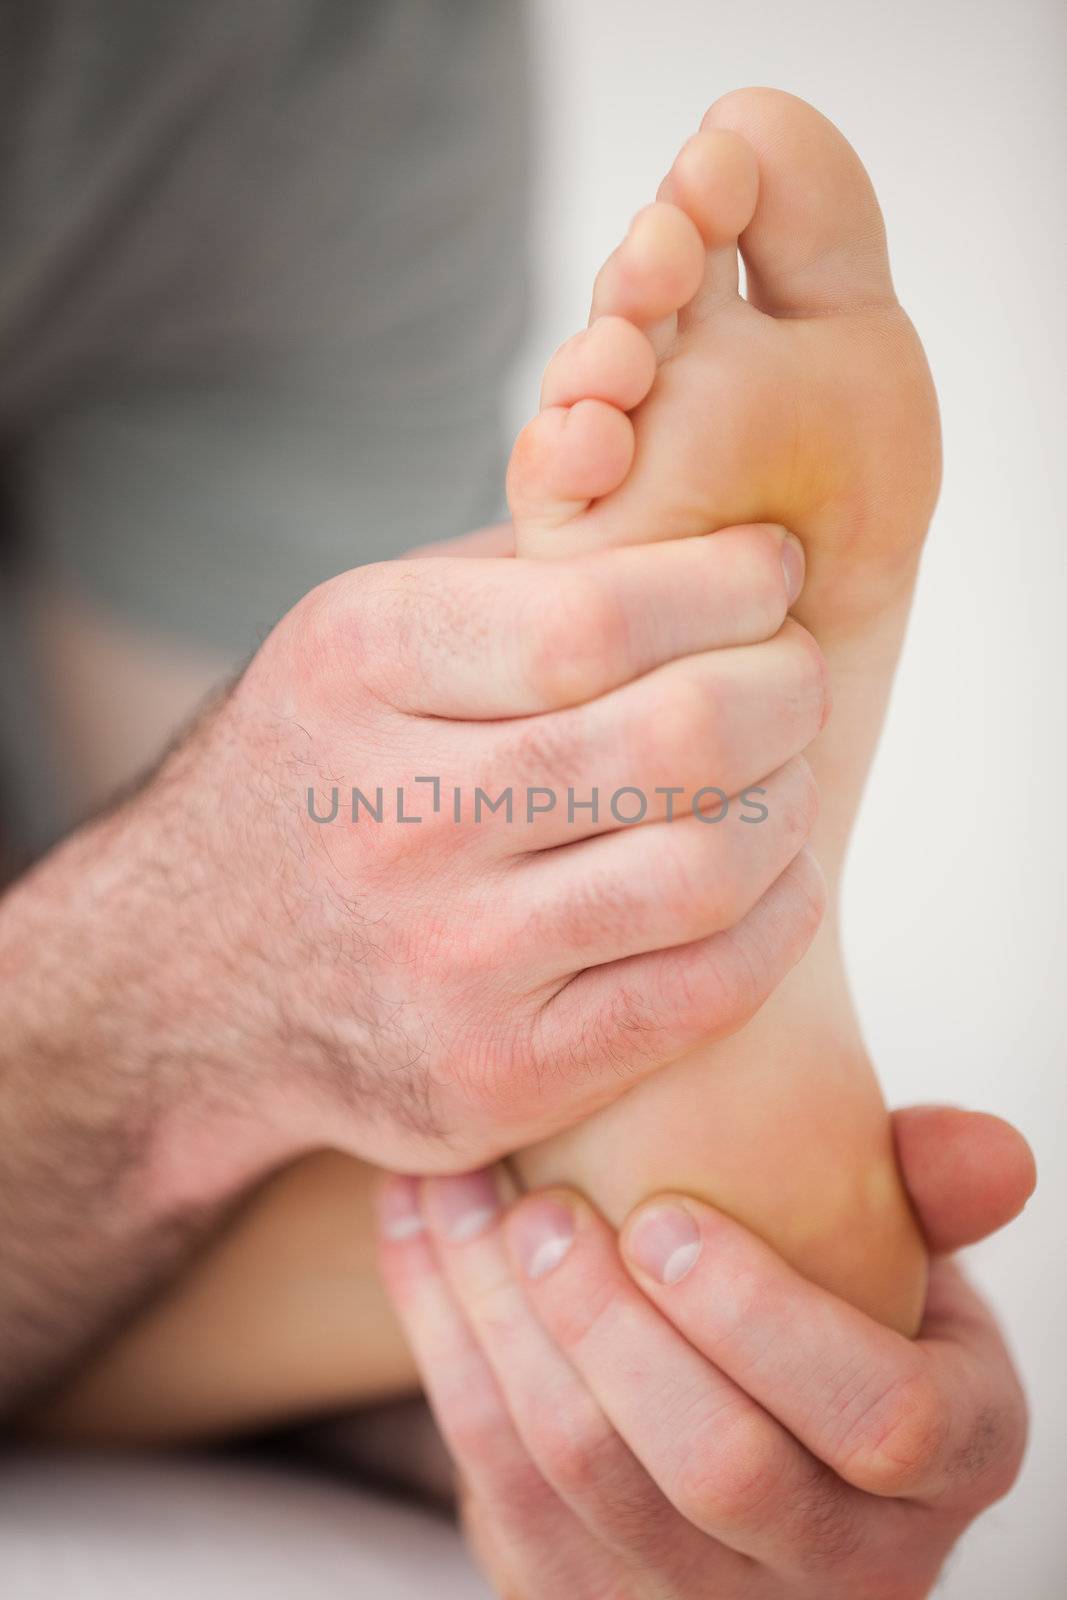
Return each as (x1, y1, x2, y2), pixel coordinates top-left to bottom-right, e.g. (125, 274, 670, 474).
(512, 2, 1066, 1593)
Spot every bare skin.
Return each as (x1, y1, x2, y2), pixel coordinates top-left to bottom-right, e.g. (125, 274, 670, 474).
(383, 1110, 1034, 1597)
(27, 88, 940, 1441)
(18, 513, 823, 1442)
(507, 88, 942, 1333)
(24, 1151, 413, 1444)
(7, 509, 839, 1430)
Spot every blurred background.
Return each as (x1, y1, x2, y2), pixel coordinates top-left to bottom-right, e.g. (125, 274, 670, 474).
(1, 1, 1063, 1595)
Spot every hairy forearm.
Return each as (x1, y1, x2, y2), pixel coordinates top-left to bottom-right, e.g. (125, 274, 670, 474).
(0, 728, 288, 1420)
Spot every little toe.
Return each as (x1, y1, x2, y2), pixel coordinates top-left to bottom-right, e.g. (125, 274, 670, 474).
(508, 399, 635, 543)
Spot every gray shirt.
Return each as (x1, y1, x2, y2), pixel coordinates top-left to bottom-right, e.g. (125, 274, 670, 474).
(0, 0, 530, 845)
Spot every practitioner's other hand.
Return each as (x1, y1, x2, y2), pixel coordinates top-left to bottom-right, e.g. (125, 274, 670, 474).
(380, 1105, 1033, 1597)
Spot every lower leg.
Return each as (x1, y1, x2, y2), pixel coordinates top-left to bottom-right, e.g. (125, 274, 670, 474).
(27, 1150, 417, 1444)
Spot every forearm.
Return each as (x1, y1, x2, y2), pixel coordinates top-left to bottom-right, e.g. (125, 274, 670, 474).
(0, 738, 286, 1419)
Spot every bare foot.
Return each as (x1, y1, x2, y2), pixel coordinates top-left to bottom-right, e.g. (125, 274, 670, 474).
(509, 88, 942, 1333)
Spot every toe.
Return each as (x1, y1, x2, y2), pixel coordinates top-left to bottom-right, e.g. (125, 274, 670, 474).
(540, 317, 658, 412)
(590, 202, 705, 328)
(658, 126, 759, 318)
(508, 399, 635, 544)
(704, 87, 896, 317)
(659, 127, 759, 247)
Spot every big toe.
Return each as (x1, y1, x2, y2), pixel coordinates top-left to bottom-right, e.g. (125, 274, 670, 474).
(705, 88, 896, 317)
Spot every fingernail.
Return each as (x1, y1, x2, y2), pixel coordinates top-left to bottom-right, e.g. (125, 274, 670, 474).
(624, 1203, 702, 1285)
(781, 534, 805, 605)
(510, 1198, 576, 1280)
(424, 1168, 502, 1243)
(377, 1175, 426, 1241)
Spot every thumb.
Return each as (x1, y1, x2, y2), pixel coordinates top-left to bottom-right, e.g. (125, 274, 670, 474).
(892, 1104, 1036, 1254)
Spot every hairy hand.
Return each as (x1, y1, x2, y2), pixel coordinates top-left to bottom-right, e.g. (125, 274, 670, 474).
(139, 522, 826, 1172)
(0, 518, 819, 1410)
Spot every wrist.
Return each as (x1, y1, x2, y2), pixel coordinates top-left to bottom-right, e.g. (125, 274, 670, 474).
(0, 770, 303, 1228)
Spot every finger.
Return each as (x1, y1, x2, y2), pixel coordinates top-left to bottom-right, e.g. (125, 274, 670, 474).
(891, 1106, 1037, 1253)
(375, 1176, 596, 1593)
(912, 1257, 1029, 1506)
(504, 1189, 875, 1570)
(488, 619, 827, 852)
(525, 851, 824, 1134)
(343, 525, 805, 719)
(516, 757, 816, 974)
(418, 1169, 712, 1582)
(619, 1192, 1029, 1508)
(332, 629, 821, 872)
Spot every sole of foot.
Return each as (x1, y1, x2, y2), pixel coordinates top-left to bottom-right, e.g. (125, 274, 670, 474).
(509, 88, 941, 1335)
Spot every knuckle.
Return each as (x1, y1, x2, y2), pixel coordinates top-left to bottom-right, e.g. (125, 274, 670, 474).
(843, 1368, 949, 1496)
(672, 1410, 787, 1532)
(502, 706, 584, 797)
(952, 1393, 1029, 1501)
(634, 667, 711, 780)
(441, 883, 516, 973)
(445, 1377, 515, 1470)
(781, 1465, 865, 1573)
(495, 1461, 561, 1539)
(531, 1398, 620, 1499)
(448, 1020, 539, 1131)
(777, 755, 820, 845)
(288, 560, 423, 707)
(677, 833, 745, 932)
(704, 899, 787, 1024)
(529, 1403, 672, 1561)
(285, 570, 366, 677)
(544, 979, 666, 1097)
(464, 1275, 528, 1355)
(605, 980, 664, 1045)
(783, 846, 828, 941)
(540, 1267, 619, 1354)
(600, 982, 668, 1066)
(714, 1259, 773, 1336)
(780, 617, 831, 727)
(665, 935, 762, 1040)
(520, 570, 625, 708)
(570, 829, 710, 945)
(660, 847, 719, 934)
(551, 870, 641, 954)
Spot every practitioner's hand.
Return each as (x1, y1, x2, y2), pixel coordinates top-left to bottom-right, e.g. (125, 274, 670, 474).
(0, 517, 822, 1409)
(139, 520, 825, 1173)
(379, 1105, 1034, 1598)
